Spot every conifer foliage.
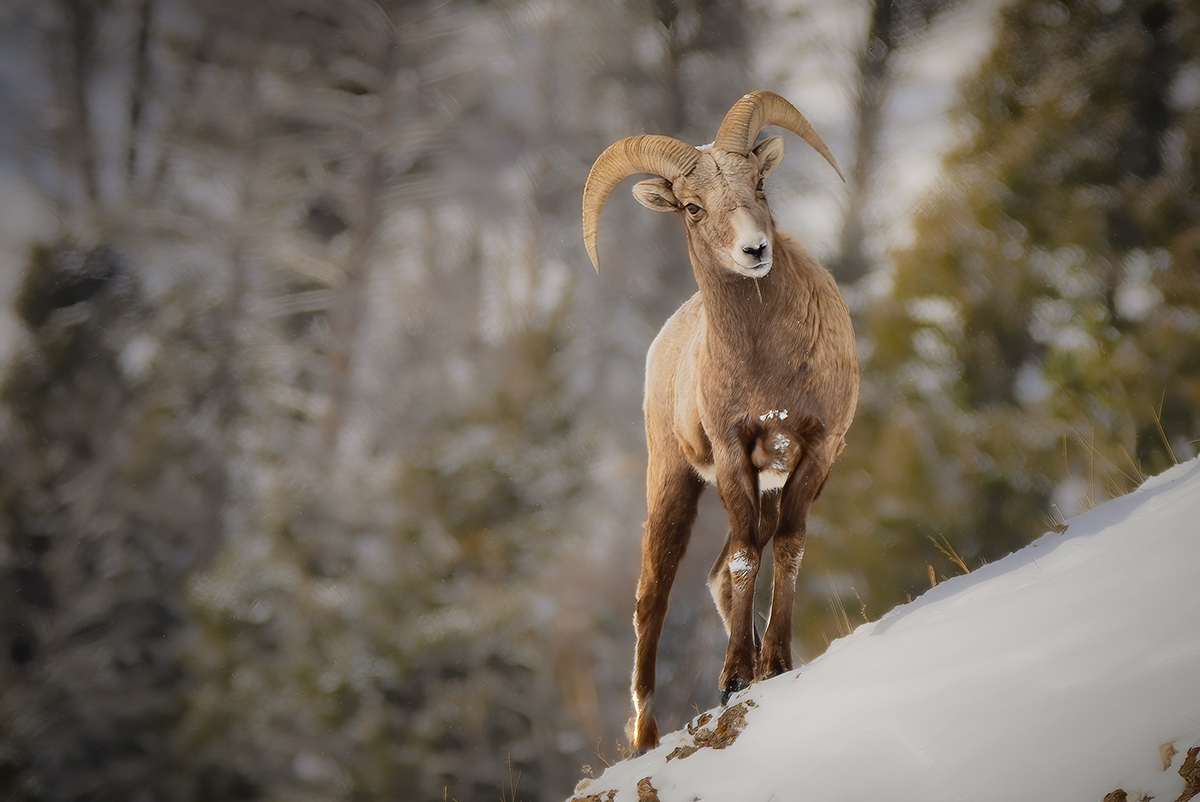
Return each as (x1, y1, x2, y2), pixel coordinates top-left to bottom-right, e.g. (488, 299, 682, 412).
(3, 0, 1200, 798)
(803, 0, 1200, 651)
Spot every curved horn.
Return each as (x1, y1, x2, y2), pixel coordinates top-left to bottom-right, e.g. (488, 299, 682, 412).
(582, 135, 700, 272)
(713, 90, 844, 182)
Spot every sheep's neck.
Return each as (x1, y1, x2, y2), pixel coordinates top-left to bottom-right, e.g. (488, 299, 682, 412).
(693, 242, 816, 362)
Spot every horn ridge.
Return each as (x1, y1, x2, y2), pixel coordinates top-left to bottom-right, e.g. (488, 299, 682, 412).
(713, 90, 844, 182)
(582, 134, 699, 272)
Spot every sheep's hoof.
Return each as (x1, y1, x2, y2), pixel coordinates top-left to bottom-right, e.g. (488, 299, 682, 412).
(720, 677, 748, 706)
(757, 653, 791, 681)
(628, 713, 658, 756)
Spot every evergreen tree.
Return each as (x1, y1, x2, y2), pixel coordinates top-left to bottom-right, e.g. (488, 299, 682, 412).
(804, 0, 1200, 654)
(0, 243, 230, 801)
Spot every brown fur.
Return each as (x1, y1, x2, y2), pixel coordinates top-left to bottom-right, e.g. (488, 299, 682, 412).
(591, 114, 858, 755)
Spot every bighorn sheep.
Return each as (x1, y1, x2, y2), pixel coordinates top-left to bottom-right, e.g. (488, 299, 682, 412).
(582, 91, 859, 753)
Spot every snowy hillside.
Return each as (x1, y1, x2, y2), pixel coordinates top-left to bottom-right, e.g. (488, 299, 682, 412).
(568, 458, 1200, 802)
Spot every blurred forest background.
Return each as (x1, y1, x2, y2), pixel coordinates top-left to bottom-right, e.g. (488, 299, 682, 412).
(0, 0, 1197, 799)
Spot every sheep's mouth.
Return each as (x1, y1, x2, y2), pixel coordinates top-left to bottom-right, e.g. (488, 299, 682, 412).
(740, 261, 772, 278)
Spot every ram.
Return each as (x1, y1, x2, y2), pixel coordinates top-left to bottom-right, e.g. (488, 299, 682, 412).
(582, 91, 859, 753)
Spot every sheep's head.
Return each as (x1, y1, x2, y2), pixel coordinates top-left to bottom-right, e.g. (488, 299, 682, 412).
(582, 91, 843, 279)
(632, 140, 786, 279)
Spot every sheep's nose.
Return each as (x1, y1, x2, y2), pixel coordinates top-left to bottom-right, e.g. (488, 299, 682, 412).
(742, 241, 768, 261)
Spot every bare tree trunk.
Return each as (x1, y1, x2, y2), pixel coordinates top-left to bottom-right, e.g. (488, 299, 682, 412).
(835, 0, 958, 285)
(125, 0, 154, 189)
(318, 8, 403, 456)
(657, 3, 685, 138)
(835, 0, 896, 285)
(147, 10, 224, 198)
(212, 4, 268, 428)
(320, 149, 384, 454)
(64, 0, 101, 205)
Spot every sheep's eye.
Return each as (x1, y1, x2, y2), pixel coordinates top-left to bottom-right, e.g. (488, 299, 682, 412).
(756, 178, 765, 194)
(684, 203, 702, 216)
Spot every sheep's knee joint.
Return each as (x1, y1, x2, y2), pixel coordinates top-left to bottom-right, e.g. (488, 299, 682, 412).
(727, 548, 758, 581)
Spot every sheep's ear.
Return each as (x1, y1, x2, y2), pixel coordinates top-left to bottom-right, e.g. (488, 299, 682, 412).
(753, 135, 785, 178)
(632, 178, 679, 212)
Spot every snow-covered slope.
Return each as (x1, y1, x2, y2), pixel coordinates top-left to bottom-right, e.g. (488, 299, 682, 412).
(568, 458, 1200, 802)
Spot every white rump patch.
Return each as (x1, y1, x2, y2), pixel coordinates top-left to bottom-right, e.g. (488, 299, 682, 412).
(692, 462, 789, 490)
(760, 470, 788, 491)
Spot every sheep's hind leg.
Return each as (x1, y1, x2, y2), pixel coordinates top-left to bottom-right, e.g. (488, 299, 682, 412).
(707, 535, 735, 634)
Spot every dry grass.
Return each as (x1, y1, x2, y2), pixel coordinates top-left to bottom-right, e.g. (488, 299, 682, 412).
(1068, 395, 1184, 512)
(499, 756, 523, 802)
(1045, 503, 1069, 535)
(851, 586, 869, 624)
(1153, 391, 1179, 466)
(928, 533, 971, 576)
(824, 567, 853, 638)
(593, 736, 616, 769)
(1070, 426, 1135, 502)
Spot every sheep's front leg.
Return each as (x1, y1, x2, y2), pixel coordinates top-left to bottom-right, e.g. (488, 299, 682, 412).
(758, 457, 829, 679)
(630, 458, 703, 754)
(708, 493, 779, 645)
(714, 446, 762, 704)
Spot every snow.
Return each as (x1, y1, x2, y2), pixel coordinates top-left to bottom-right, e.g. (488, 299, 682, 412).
(568, 458, 1200, 802)
(727, 549, 755, 578)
